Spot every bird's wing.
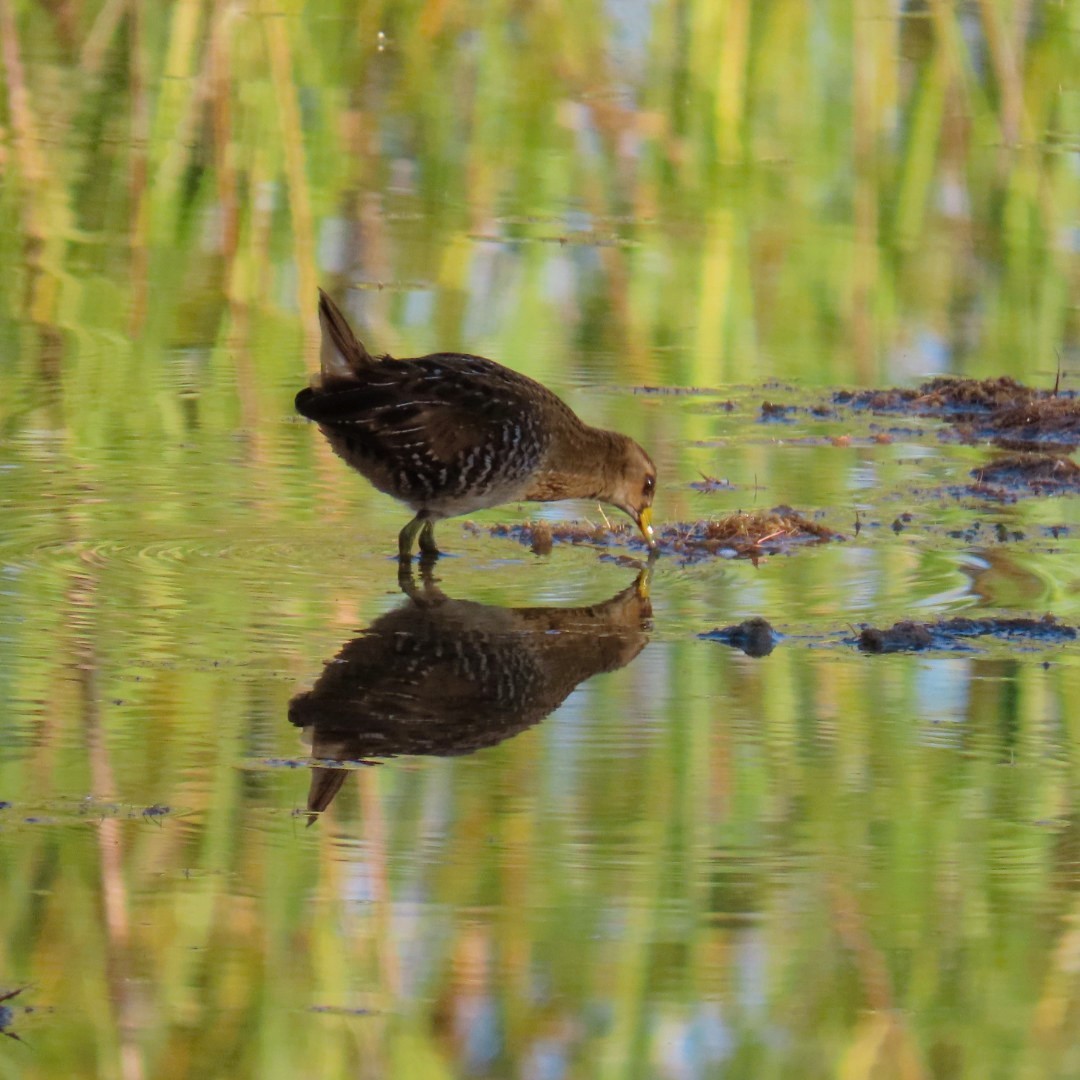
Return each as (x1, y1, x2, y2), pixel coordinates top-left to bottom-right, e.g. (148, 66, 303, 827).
(296, 354, 555, 469)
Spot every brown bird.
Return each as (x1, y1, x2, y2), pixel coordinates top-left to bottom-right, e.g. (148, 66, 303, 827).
(289, 565, 652, 815)
(295, 290, 657, 559)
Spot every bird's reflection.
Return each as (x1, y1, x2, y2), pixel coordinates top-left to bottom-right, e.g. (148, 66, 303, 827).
(288, 566, 652, 816)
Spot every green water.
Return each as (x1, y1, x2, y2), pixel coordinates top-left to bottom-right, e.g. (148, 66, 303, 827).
(2, 2, 1080, 1077)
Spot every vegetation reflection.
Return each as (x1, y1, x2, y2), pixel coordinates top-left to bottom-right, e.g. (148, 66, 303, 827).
(0, 1, 1078, 1077)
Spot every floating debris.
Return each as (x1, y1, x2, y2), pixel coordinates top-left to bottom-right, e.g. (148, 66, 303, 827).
(660, 509, 842, 561)
(491, 508, 842, 562)
(689, 472, 738, 492)
(0, 797, 187, 826)
(631, 386, 727, 399)
(307, 1004, 380, 1016)
(700, 617, 777, 657)
(0, 986, 30, 1044)
(489, 520, 617, 550)
(854, 614, 1076, 653)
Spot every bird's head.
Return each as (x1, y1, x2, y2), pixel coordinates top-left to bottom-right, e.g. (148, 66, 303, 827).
(604, 437, 658, 549)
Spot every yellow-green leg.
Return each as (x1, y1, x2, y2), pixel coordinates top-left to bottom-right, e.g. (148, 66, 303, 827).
(398, 515, 424, 559)
(418, 520, 440, 557)
(398, 515, 441, 559)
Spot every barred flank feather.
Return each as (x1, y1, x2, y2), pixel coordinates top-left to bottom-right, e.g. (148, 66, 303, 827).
(296, 290, 658, 556)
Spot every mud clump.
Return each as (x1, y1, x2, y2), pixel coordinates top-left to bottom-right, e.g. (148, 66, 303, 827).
(856, 614, 1076, 653)
(858, 621, 934, 653)
(690, 473, 737, 492)
(971, 453, 1080, 494)
(983, 398, 1080, 447)
(701, 617, 777, 657)
(492, 508, 842, 562)
(526, 522, 554, 555)
(836, 376, 1080, 499)
(836, 376, 1037, 416)
(760, 401, 797, 421)
(658, 508, 842, 562)
(837, 376, 1080, 451)
(914, 376, 1036, 413)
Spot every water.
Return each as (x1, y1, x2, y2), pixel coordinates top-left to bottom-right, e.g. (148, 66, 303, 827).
(2, 3, 1079, 1078)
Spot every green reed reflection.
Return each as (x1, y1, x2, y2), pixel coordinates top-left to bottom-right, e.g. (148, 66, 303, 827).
(1, 0, 1076, 411)
(1, 2, 1080, 1078)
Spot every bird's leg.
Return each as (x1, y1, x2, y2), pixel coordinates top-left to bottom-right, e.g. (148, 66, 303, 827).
(398, 515, 426, 560)
(418, 520, 441, 557)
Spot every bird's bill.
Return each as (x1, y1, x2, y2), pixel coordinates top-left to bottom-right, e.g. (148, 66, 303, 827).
(613, 503, 657, 549)
(636, 506, 657, 548)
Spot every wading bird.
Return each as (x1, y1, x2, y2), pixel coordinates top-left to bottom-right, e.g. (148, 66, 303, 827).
(296, 290, 657, 559)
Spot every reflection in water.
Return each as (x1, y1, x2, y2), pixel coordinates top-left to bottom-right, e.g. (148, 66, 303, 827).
(289, 567, 652, 814)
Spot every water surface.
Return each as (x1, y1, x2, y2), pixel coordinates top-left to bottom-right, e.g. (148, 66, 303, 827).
(1, 3, 1079, 1077)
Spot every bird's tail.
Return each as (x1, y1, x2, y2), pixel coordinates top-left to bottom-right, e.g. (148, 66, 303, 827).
(318, 288, 375, 384)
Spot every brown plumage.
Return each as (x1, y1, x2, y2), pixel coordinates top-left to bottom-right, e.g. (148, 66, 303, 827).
(289, 566, 652, 816)
(295, 289, 657, 558)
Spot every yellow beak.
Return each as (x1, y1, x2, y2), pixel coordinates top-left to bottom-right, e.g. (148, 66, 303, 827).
(637, 506, 656, 548)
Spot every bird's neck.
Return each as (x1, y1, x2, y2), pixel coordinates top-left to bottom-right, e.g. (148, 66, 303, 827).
(525, 423, 624, 502)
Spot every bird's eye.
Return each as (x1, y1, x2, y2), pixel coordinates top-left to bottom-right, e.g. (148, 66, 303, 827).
(643, 475, 655, 496)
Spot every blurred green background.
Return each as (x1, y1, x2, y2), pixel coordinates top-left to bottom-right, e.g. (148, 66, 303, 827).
(2, 1, 1080, 1077)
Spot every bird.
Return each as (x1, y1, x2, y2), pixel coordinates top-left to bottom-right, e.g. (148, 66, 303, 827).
(295, 290, 657, 559)
(289, 564, 652, 816)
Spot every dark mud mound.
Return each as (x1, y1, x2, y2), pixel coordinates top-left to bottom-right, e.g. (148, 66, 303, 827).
(834, 376, 1080, 499)
(490, 508, 843, 562)
(856, 621, 934, 653)
(700, 617, 777, 657)
(660, 508, 842, 561)
(912, 376, 1038, 413)
(837, 376, 1080, 450)
(981, 398, 1080, 447)
(836, 376, 1038, 417)
(760, 400, 798, 422)
(855, 614, 1076, 653)
(971, 453, 1080, 495)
